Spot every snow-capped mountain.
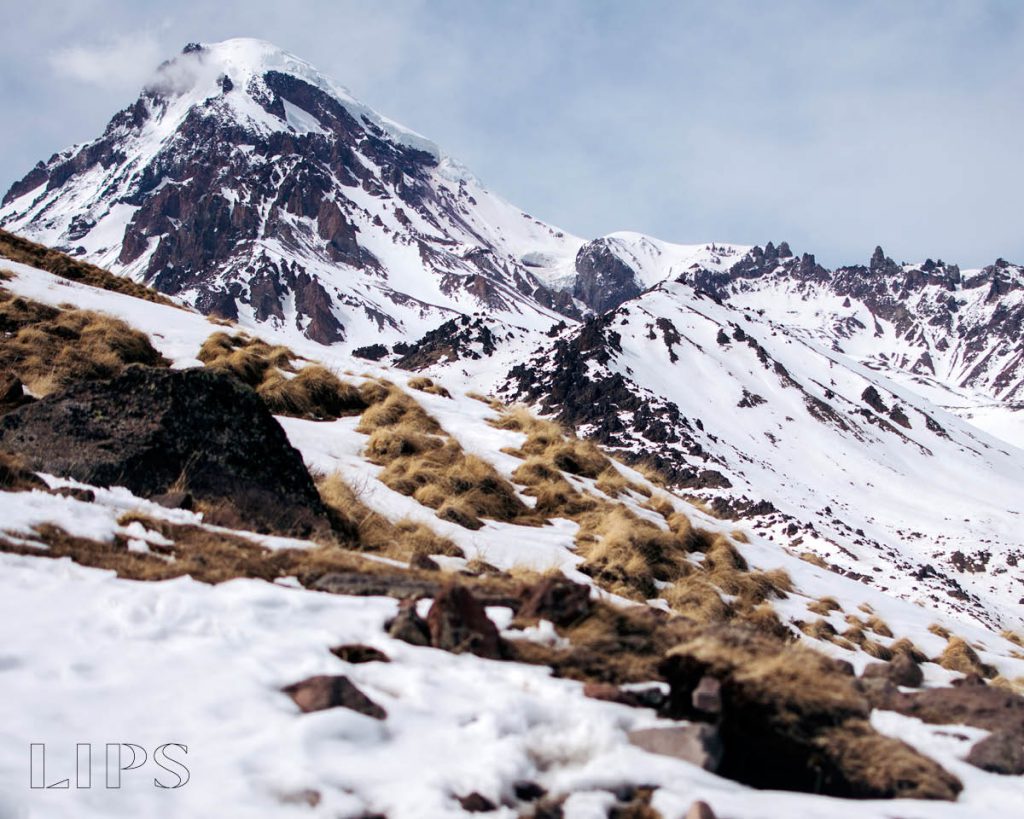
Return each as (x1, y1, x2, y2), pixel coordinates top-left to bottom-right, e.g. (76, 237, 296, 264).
(4, 38, 1024, 631)
(0, 39, 584, 344)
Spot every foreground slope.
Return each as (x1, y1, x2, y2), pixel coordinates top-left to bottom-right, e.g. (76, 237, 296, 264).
(2, 247, 1024, 817)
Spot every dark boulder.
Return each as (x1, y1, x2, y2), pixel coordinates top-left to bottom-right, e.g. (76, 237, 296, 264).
(426, 584, 503, 659)
(659, 623, 961, 800)
(518, 575, 592, 626)
(966, 729, 1024, 775)
(281, 674, 386, 719)
(0, 366, 331, 537)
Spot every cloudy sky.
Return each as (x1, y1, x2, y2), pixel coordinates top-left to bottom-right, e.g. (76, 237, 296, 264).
(2, 0, 1022, 267)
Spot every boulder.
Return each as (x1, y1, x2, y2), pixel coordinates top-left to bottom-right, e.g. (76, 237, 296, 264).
(685, 802, 717, 819)
(627, 724, 722, 771)
(457, 792, 497, 812)
(386, 599, 431, 647)
(329, 644, 391, 664)
(861, 652, 923, 688)
(426, 584, 503, 659)
(518, 575, 592, 626)
(659, 623, 961, 800)
(966, 730, 1024, 775)
(281, 674, 386, 719)
(0, 366, 331, 536)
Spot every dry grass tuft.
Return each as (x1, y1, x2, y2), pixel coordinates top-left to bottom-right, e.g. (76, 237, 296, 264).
(198, 331, 365, 421)
(1000, 629, 1024, 648)
(865, 615, 894, 638)
(889, 637, 928, 664)
(936, 636, 997, 679)
(493, 406, 611, 479)
(317, 473, 463, 560)
(799, 551, 830, 569)
(928, 622, 951, 639)
(0, 291, 168, 395)
(357, 387, 531, 530)
(407, 376, 451, 398)
(258, 366, 367, 420)
(808, 596, 842, 616)
(0, 229, 176, 305)
(0, 451, 47, 491)
(575, 505, 692, 599)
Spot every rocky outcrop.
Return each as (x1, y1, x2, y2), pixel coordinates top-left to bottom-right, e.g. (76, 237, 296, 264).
(572, 239, 642, 314)
(0, 366, 331, 536)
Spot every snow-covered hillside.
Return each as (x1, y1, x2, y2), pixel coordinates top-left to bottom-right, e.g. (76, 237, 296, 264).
(3, 251, 1024, 818)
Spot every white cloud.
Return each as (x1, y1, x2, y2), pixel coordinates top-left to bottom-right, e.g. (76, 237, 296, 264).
(49, 34, 162, 92)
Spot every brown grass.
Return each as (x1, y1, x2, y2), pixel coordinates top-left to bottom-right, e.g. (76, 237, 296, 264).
(493, 406, 611, 479)
(928, 623, 951, 639)
(0, 451, 46, 491)
(889, 637, 928, 664)
(1000, 629, 1024, 648)
(808, 596, 842, 615)
(936, 636, 997, 679)
(0, 290, 168, 395)
(357, 387, 533, 530)
(866, 615, 894, 638)
(799, 551, 829, 569)
(575, 505, 691, 599)
(0, 228, 177, 306)
(318, 473, 462, 560)
(407, 376, 451, 398)
(198, 331, 366, 421)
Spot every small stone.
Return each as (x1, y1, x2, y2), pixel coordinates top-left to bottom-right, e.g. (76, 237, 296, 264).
(685, 800, 717, 819)
(457, 792, 496, 812)
(281, 674, 386, 719)
(410, 552, 440, 571)
(966, 730, 1024, 775)
(627, 724, 722, 771)
(329, 644, 391, 664)
(691, 675, 722, 715)
(50, 486, 96, 503)
(512, 780, 546, 801)
(386, 599, 431, 647)
(427, 584, 503, 659)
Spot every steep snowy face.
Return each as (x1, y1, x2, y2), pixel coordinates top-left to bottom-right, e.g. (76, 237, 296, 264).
(493, 279, 1024, 629)
(0, 39, 581, 345)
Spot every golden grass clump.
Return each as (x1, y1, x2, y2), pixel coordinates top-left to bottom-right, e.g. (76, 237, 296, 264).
(642, 493, 676, 519)
(808, 596, 842, 616)
(928, 623, 951, 639)
(575, 505, 691, 599)
(317, 473, 463, 560)
(357, 387, 531, 530)
(493, 406, 612, 479)
(258, 366, 367, 420)
(594, 466, 629, 498)
(799, 551, 830, 569)
(0, 229, 176, 305)
(1000, 629, 1024, 648)
(407, 376, 451, 398)
(197, 331, 366, 421)
(936, 636, 997, 679)
(889, 637, 928, 664)
(865, 615, 894, 638)
(0, 292, 168, 395)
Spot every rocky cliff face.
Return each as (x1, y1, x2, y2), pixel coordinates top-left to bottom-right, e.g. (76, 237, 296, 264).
(0, 39, 579, 346)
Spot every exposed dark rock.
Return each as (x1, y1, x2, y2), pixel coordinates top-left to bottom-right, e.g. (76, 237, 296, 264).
(627, 724, 723, 770)
(426, 584, 503, 659)
(281, 674, 386, 719)
(582, 681, 667, 711)
(456, 792, 497, 812)
(861, 385, 888, 414)
(517, 576, 592, 627)
(329, 644, 391, 664)
(0, 366, 330, 536)
(573, 239, 641, 314)
(512, 781, 546, 801)
(352, 343, 389, 361)
(966, 729, 1024, 775)
(659, 624, 961, 800)
(386, 599, 431, 646)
